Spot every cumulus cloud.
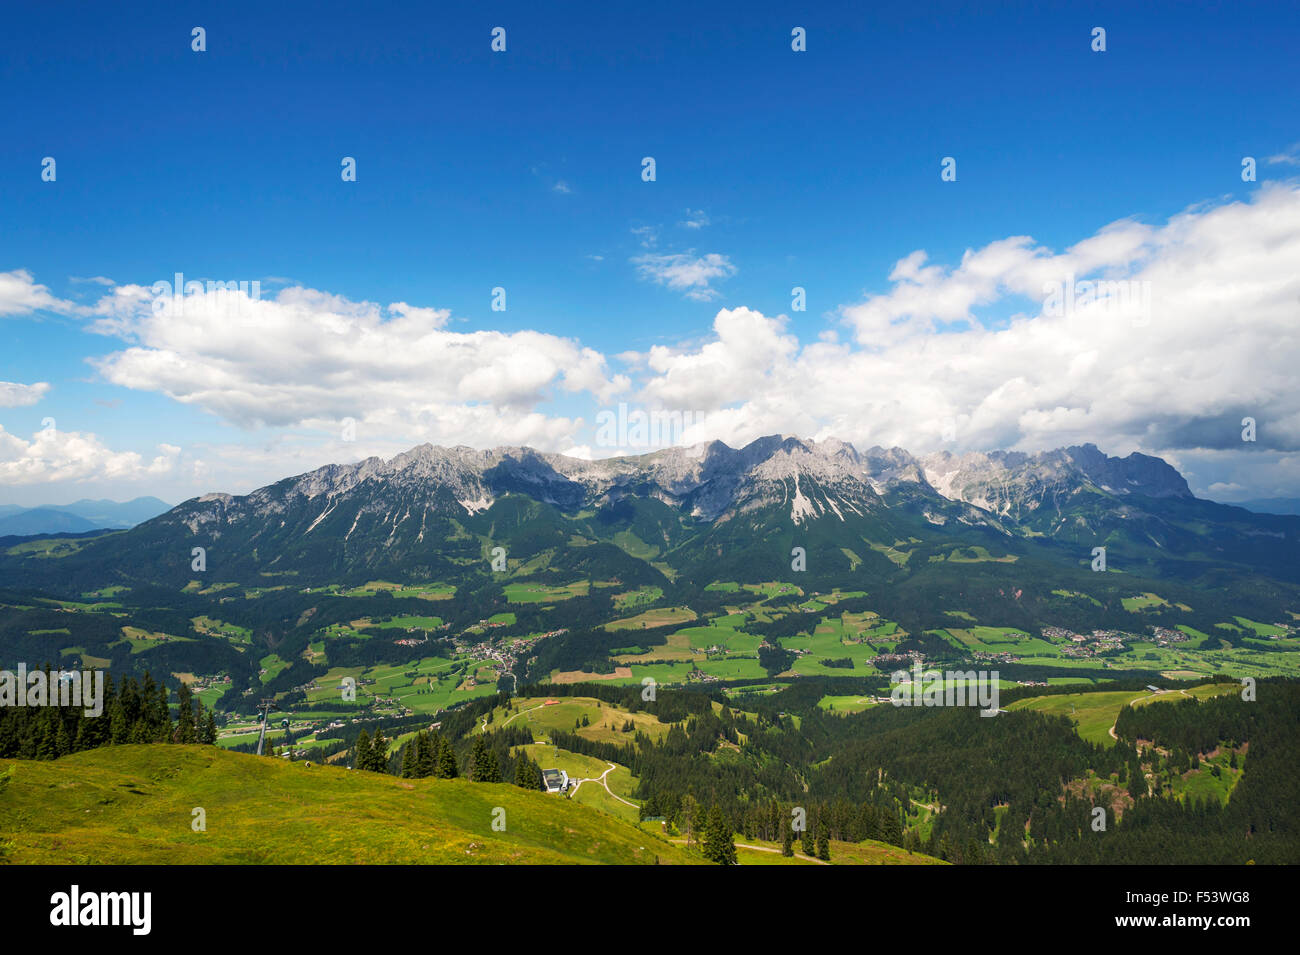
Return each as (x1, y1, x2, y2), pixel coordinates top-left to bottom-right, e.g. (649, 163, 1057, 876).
(630, 184, 1300, 493)
(0, 269, 73, 317)
(631, 251, 736, 301)
(10, 182, 1300, 500)
(0, 424, 179, 486)
(0, 381, 50, 408)
(81, 281, 628, 449)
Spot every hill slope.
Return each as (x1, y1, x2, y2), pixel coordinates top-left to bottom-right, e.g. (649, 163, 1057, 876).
(0, 746, 697, 865)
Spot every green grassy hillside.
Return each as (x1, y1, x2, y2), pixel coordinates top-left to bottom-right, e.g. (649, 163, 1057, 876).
(0, 745, 698, 865)
(1006, 682, 1240, 746)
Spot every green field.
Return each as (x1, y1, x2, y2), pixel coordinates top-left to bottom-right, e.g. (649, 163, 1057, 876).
(362, 614, 445, 630)
(1009, 683, 1240, 747)
(604, 606, 697, 631)
(1123, 592, 1172, 612)
(504, 581, 590, 604)
(818, 695, 882, 713)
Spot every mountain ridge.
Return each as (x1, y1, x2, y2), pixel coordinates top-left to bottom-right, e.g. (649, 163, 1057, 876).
(7, 435, 1296, 590)
(167, 436, 1194, 527)
(0, 496, 171, 536)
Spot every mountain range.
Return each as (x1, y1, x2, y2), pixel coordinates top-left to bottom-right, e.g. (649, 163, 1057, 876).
(0, 497, 171, 537)
(13, 436, 1293, 595)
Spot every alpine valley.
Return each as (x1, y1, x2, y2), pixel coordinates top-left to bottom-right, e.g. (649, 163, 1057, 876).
(3, 436, 1298, 865)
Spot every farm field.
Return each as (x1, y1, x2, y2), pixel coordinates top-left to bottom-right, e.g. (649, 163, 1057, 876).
(504, 581, 590, 604)
(603, 606, 697, 631)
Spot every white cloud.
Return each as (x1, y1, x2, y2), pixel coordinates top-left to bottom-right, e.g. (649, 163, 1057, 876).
(14, 183, 1300, 501)
(631, 225, 659, 248)
(1207, 481, 1245, 495)
(631, 184, 1300, 484)
(0, 424, 179, 486)
(553, 180, 573, 194)
(82, 282, 629, 449)
(631, 252, 736, 301)
(678, 208, 710, 230)
(1265, 144, 1300, 167)
(0, 381, 50, 408)
(0, 269, 73, 317)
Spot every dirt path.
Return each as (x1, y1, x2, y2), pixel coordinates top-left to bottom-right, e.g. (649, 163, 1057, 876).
(669, 838, 829, 865)
(568, 762, 639, 809)
(501, 701, 548, 728)
(1108, 688, 1189, 741)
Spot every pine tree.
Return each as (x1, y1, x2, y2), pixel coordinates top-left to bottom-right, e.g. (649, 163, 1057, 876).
(417, 732, 435, 778)
(817, 830, 831, 861)
(781, 819, 794, 857)
(200, 709, 218, 745)
(175, 682, 197, 743)
(702, 805, 736, 865)
(471, 736, 500, 782)
(109, 701, 128, 744)
(469, 736, 488, 780)
(370, 728, 389, 772)
(436, 735, 459, 779)
(53, 716, 71, 757)
(401, 742, 417, 778)
(513, 752, 535, 788)
(354, 729, 372, 770)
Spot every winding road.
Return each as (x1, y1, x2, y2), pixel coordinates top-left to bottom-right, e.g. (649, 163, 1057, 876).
(1108, 687, 1192, 741)
(569, 762, 639, 808)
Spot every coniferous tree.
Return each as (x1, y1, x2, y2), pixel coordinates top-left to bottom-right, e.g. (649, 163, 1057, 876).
(354, 729, 372, 770)
(470, 736, 501, 782)
(175, 682, 197, 743)
(417, 732, 435, 778)
(370, 728, 389, 772)
(513, 752, 536, 788)
(436, 735, 459, 779)
(401, 742, 417, 778)
(200, 709, 218, 745)
(109, 700, 128, 744)
(702, 805, 737, 865)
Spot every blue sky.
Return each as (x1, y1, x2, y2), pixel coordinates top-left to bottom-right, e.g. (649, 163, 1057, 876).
(2, 0, 1299, 506)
